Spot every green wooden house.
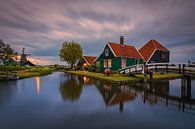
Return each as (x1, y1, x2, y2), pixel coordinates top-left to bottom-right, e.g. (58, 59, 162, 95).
(94, 36, 144, 72)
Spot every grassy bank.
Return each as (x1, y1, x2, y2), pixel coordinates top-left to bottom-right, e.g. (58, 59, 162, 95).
(0, 66, 53, 81)
(16, 66, 53, 79)
(64, 70, 182, 83)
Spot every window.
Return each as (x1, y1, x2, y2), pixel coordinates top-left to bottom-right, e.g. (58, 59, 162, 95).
(104, 59, 107, 68)
(108, 59, 112, 68)
(105, 49, 109, 56)
(121, 58, 126, 68)
(104, 59, 111, 68)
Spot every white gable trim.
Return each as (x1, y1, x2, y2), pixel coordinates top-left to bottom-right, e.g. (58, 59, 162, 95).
(94, 55, 100, 62)
(94, 43, 117, 62)
(94, 43, 108, 62)
(146, 49, 157, 64)
(134, 46, 145, 60)
(107, 43, 117, 57)
(83, 57, 90, 65)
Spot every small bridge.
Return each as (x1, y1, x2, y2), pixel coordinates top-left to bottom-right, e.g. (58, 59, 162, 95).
(118, 63, 195, 76)
(118, 64, 144, 75)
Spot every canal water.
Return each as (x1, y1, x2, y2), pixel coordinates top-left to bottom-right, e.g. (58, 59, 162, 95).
(0, 72, 194, 129)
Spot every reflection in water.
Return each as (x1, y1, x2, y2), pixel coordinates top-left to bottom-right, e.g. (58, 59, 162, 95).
(58, 74, 194, 112)
(0, 81, 17, 104)
(0, 73, 195, 129)
(35, 77, 41, 95)
(94, 78, 195, 112)
(95, 81, 136, 112)
(80, 76, 94, 86)
(60, 75, 83, 101)
(83, 76, 89, 84)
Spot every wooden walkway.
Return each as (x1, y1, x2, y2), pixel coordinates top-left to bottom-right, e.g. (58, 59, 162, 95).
(118, 63, 195, 76)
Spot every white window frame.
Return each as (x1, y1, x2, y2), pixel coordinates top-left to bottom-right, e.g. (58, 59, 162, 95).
(121, 58, 126, 68)
(108, 59, 112, 68)
(104, 59, 107, 68)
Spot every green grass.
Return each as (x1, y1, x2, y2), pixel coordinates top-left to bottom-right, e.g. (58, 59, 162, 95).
(64, 70, 182, 83)
(65, 70, 140, 82)
(136, 73, 182, 80)
(16, 66, 53, 79)
(0, 66, 30, 71)
(0, 66, 53, 80)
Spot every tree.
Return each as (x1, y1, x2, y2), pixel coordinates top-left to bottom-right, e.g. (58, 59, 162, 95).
(0, 39, 17, 59)
(60, 75, 83, 101)
(59, 41, 82, 68)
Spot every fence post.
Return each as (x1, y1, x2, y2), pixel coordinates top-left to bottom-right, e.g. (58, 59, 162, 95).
(149, 72, 153, 81)
(182, 64, 185, 75)
(146, 65, 148, 73)
(155, 64, 157, 72)
(144, 63, 147, 83)
(166, 64, 168, 73)
(179, 64, 181, 73)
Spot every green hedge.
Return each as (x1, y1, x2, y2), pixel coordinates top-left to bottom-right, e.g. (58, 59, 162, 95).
(0, 66, 30, 71)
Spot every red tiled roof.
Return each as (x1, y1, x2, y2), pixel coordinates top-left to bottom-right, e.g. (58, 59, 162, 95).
(108, 42, 143, 59)
(139, 39, 169, 62)
(83, 56, 96, 65)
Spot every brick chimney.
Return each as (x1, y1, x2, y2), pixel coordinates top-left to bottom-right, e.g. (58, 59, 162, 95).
(120, 36, 124, 45)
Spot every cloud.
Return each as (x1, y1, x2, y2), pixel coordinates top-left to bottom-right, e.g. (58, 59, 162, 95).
(0, 0, 194, 64)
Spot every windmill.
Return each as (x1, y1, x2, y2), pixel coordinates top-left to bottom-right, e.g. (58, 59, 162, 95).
(20, 47, 34, 66)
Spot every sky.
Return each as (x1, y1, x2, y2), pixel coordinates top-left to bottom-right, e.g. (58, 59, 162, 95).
(0, 0, 195, 65)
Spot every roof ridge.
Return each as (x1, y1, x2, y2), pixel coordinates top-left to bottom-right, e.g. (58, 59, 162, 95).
(152, 39, 157, 49)
(152, 40, 169, 51)
(108, 42, 142, 59)
(108, 42, 134, 47)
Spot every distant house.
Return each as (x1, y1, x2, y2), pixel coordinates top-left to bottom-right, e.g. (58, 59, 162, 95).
(139, 39, 169, 64)
(94, 36, 144, 71)
(77, 56, 96, 70)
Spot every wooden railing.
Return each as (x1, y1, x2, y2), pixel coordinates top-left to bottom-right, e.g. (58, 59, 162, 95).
(118, 63, 195, 75)
(118, 64, 144, 74)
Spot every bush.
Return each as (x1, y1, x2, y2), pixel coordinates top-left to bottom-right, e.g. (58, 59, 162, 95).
(88, 64, 96, 72)
(87, 64, 101, 73)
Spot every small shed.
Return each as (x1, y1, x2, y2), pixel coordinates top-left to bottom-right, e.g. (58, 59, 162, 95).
(139, 39, 169, 64)
(77, 56, 96, 70)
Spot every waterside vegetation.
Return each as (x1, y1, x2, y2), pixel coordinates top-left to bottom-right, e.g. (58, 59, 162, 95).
(0, 66, 53, 81)
(64, 70, 182, 83)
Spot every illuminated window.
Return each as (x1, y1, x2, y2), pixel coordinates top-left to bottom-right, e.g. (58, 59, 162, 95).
(121, 58, 126, 68)
(105, 49, 109, 56)
(108, 59, 112, 68)
(104, 59, 107, 68)
(83, 63, 87, 67)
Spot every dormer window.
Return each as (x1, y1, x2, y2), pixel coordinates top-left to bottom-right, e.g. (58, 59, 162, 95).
(105, 49, 109, 56)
